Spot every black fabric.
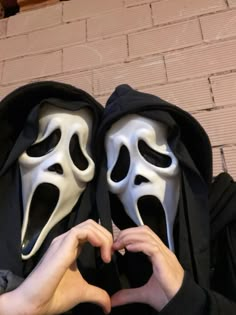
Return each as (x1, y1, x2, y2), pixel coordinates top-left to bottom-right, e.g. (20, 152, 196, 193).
(209, 172, 236, 239)
(0, 270, 24, 294)
(209, 172, 236, 303)
(95, 84, 236, 314)
(0, 81, 105, 314)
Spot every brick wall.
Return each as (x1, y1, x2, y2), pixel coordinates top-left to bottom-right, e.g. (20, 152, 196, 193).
(0, 0, 236, 179)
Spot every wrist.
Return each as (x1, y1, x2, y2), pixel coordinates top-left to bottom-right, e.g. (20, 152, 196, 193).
(0, 290, 29, 315)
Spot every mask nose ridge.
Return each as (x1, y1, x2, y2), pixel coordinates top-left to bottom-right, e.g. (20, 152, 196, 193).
(134, 174, 149, 185)
(48, 163, 63, 175)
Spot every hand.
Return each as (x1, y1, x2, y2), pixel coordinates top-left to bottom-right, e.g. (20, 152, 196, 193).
(111, 225, 184, 311)
(1, 219, 113, 315)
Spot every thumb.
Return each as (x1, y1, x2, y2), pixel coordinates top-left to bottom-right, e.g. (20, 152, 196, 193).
(83, 284, 111, 314)
(111, 287, 145, 307)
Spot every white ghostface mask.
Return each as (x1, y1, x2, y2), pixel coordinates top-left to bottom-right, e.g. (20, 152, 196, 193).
(19, 104, 95, 259)
(105, 114, 180, 251)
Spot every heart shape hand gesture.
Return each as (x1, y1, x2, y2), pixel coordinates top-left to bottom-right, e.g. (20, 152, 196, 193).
(0, 222, 184, 315)
(1, 220, 113, 315)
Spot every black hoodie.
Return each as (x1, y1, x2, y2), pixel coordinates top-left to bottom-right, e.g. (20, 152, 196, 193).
(0, 81, 106, 314)
(95, 84, 236, 314)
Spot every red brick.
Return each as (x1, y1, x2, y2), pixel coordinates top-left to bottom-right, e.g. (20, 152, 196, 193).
(63, 0, 123, 21)
(194, 107, 236, 147)
(96, 94, 108, 106)
(0, 82, 24, 100)
(125, 0, 158, 6)
(152, 0, 226, 25)
(210, 73, 236, 107)
(0, 62, 3, 83)
(28, 20, 85, 54)
(212, 147, 224, 177)
(7, 4, 62, 36)
(2, 51, 62, 84)
(165, 39, 236, 81)
(224, 146, 236, 179)
(141, 78, 213, 112)
(63, 36, 127, 72)
(93, 56, 166, 95)
(88, 5, 152, 40)
(200, 10, 236, 41)
(0, 35, 28, 61)
(0, 20, 6, 39)
(129, 19, 202, 58)
(228, 0, 236, 8)
(46, 71, 93, 94)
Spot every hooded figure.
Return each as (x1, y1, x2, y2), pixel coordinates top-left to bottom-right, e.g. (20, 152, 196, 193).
(0, 81, 107, 314)
(95, 84, 236, 314)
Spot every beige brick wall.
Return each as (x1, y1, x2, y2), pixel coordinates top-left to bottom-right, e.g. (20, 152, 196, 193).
(0, 0, 235, 179)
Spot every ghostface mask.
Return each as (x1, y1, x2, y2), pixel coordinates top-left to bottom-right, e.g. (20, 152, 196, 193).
(19, 103, 95, 260)
(105, 114, 180, 251)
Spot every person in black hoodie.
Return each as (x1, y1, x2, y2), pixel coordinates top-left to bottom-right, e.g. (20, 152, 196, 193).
(0, 81, 113, 315)
(95, 84, 236, 314)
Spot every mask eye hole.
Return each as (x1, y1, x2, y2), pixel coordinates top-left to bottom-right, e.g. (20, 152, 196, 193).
(27, 129, 61, 157)
(138, 140, 172, 168)
(111, 145, 130, 182)
(69, 134, 88, 170)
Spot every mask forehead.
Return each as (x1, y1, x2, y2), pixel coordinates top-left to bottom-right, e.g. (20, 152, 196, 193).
(19, 103, 95, 259)
(105, 114, 180, 252)
(106, 114, 178, 174)
(106, 114, 168, 143)
(37, 104, 92, 147)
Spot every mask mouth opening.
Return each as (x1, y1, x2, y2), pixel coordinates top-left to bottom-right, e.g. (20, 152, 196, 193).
(138, 195, 168, 247)
(22, 183, 59, 256)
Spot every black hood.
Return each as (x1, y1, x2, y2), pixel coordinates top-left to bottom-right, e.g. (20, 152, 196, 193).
(96, 84, 212, 288)
(0, 81, 103, 277)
